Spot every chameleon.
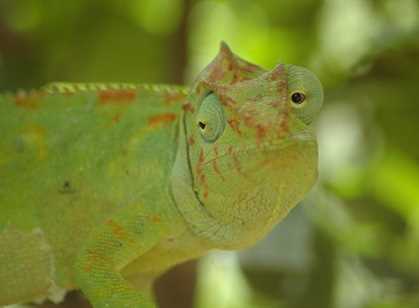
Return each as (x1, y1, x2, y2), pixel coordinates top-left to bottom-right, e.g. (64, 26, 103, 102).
(0, 42, 323, 308)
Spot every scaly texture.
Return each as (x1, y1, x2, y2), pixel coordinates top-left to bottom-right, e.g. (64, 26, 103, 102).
(0, 42, 323, 307)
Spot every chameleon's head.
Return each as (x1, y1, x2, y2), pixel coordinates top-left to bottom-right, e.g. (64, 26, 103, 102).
(172, 42, 323, 248)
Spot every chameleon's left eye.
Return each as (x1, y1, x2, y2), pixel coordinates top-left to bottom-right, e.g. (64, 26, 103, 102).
(196, 93, 225, 143)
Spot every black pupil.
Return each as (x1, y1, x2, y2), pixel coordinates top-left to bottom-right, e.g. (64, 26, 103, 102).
(199, 122, 206, 129)
(291, 92, 305, 104)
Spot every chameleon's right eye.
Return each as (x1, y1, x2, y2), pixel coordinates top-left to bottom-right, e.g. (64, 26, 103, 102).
(291, 92, 306, 104)
(196, 93, 225, 143)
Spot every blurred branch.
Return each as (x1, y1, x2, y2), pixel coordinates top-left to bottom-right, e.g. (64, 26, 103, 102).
(168, 0, 191, 84)
(0, 19, 29, 54)
(155, 260, 198, 308)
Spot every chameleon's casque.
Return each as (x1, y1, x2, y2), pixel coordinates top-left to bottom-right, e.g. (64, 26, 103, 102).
(0, 42, 323, 308)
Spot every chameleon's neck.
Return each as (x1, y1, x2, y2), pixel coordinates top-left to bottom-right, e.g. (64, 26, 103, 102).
(169, 112, 244, 249)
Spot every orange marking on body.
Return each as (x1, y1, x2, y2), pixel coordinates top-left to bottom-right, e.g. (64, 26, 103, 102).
(84, 253, 98, 273)
(15, 92, 45, 110)
(99, 89, 137, 104)
(151, 215, 161, 224)
(84, 249, 107, 273)
(112, 113, 122, 124)
(21, 125, 48, 160)
(106, 219, 129, 241)
(84, 259, 93, 273)
(148, 113, 177, 127)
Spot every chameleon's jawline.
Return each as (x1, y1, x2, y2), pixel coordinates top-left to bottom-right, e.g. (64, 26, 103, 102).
(201, 131, 315, 167)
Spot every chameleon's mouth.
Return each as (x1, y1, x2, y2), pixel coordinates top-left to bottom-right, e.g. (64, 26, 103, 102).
(202, 131, 315, 168)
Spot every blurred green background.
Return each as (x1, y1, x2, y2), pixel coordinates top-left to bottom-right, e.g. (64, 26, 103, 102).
(1, 0, 419, 307)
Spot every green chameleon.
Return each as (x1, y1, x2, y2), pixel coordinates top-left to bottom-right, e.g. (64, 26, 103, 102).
(0, 42, 323, 308)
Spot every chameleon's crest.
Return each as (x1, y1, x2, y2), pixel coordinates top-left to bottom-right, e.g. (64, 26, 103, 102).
(194, 42, 265, 90)
(190, 44, 289, 138)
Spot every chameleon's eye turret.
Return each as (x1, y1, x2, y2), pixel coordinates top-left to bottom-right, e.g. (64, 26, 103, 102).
(286, 64, 323, 124)
(196, 93, 225, 143)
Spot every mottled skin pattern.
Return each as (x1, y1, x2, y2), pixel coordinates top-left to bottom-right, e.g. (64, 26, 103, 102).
(0, 43, 323, 308)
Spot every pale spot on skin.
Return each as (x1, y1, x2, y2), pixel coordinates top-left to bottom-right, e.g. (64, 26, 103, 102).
(19, 125, 48, 160)
(0, 227, 67, 305)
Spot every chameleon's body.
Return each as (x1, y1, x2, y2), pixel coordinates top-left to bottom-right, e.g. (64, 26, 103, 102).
(0, 43, 323, 307)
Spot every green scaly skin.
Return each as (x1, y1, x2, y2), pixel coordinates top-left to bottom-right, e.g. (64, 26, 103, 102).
(0, 42, 323, 308)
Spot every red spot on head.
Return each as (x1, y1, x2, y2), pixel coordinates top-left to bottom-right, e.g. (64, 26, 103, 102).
(277, 115, 289, 138)
(241, 63, 261, 73)
(182, 102, 195, 113)
(227, 146, 243, 175)
(195, 148, 210, 198)
(212, 147, 225, 181)
(209, 65, 226, 82)
(268, 65, 286, 81)
(199, 148, 205, 163)
(217, 93, 236, 109)
(188, 136, 195, 146)
(99, 90, 137, 105)
(195, 148, 205, 180)
(148, 113, 177, 127)
(227, 118, 241, 135)
(256, 124, 267, 143)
